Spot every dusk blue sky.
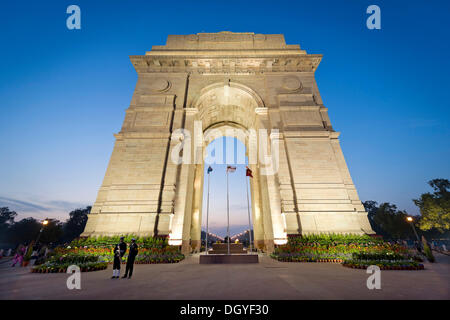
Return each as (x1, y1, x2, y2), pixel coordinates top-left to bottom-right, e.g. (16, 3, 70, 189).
(0, 1, 449, 236)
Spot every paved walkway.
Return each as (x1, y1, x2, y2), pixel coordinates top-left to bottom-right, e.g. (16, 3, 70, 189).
(0, 253, 448, 300)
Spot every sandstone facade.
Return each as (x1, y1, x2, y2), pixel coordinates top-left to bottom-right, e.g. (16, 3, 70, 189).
(82, 32, 374, 253)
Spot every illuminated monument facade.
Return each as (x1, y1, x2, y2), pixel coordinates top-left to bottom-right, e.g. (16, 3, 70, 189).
(82, 32, 374, 253)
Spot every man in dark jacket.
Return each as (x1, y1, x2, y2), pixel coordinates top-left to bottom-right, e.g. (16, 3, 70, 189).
(122, 238, 138, 279)
(111, 237, 127, 279)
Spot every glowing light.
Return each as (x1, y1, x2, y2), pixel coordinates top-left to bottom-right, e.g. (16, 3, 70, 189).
(406, 217, 413, 222)
(224, 85, 229, 97)
(42, 219, 49, 226)
(168, 239, 182, 246)
(274, 238, 288, 245)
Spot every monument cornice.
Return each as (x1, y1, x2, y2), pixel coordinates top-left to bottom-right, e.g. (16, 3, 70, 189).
(129, 54, 322, 74)
(282, 130, 340, 139)
(114, 132, 172, 140)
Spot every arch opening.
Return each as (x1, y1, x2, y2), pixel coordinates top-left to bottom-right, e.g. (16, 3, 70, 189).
(185, 82, 274, 253)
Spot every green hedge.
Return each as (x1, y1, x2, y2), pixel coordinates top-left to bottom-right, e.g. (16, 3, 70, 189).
(342, 259, 424, 270)
(352, 252, 404, 261)
(287, 234, 383, 246)
(271, 234, 414, 269)
(48, 253, 99, 265)
(32, 261, 108, 273)
(70, 235, 169, 249)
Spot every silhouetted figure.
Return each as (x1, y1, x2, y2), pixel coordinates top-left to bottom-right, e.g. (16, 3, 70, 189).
(111, 237, 127, 279)
(122, 238, 138, 279)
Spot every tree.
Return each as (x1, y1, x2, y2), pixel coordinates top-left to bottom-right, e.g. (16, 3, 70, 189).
(6, 217, 41, 245)
(4, 217, 63, 246)
(413, 179, 450, 233)
(363, 201, 382, 235)
(363, 201, 413, 240)
(0, 207, 17, 226)
(61, 206, 90, 243)
(39, 219, 63, 244)
(0, 207, 17, 241)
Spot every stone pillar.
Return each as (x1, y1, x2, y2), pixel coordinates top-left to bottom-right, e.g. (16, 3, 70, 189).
(265, 131, 287, 247)
(190, 163, 204, 252)
(169, 108, 198, 254)
(249, 162, 265, 250)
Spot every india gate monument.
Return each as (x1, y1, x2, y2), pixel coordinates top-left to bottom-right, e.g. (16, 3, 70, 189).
(82, 32, 374, 253)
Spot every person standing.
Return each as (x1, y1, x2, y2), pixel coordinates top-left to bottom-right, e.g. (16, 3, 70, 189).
(111, 237, 127, 279)
(11, 245, 25, 267)
(122, 238, 138, 279)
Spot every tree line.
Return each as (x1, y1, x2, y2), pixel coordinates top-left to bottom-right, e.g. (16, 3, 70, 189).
(364, 179, 449, 240)
(0, 206, 90, 247)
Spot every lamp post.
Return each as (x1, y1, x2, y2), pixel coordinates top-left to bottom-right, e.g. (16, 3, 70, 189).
(35, 218, 49, 244)
(406, 216, 421, 245)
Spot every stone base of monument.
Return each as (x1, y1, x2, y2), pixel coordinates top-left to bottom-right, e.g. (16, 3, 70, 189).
(200, 243, 258, 264)
(209, 243, 247, 254)
(199, 254, 259, 264)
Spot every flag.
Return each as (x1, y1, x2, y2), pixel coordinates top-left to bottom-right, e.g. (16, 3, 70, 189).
(207, 166, 213, 174)
(226, 165, 236, 173)
(246, 166, 253, 178)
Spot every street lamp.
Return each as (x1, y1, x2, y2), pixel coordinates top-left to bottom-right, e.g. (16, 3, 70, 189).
(35, 218, 49, 244)
(406, 216, 421, 244)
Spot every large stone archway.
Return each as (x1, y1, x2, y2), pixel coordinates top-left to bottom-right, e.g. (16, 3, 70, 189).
(82, 32, 374, 254)
(177, 82, 286, 254)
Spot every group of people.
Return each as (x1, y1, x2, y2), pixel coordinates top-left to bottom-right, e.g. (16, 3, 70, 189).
(112, 237, 138, 279)
(0, 243, 49, 267)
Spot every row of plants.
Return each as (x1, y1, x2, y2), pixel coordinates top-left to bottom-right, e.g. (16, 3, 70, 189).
(286, 233, 384, 246)
(134, 253, 185, 264)
(52, 246, 183, 263)
(32, 261, 108, 273)
(342, 251, 424, 270)
(271, 254, 344, 263)
(36, 236, 186, 267)
(273, 239, 407, 261)
(271, 234, 425, 270)
(47, 253, 99, 265)
(32, 251, 108, 273)
(342, 260, 424, 270)
(69, 235, 169, 249)
(351, 252, 405, 261)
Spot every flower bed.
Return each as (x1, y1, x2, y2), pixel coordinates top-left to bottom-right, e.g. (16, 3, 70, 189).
(271, 234, 423, 270)
(134, 253, 185, 264)
(31, 260, 108, 273)
(271, 254, 343, 263)
(70, 235, 170, 249)
(32, 236, 185, 273)
(342, 260, 424, 270)
(48, 253, 99, 265)
(352, 252, 405, 261)
(272, 234, 406, 261)
(341, 251, 425, 271)
(50, 235, 185, 265)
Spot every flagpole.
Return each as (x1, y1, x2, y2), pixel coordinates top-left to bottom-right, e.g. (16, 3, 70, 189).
(226, 169, 230, 255)
(206, 171, 210, 255)
(245, 175, 253, 254)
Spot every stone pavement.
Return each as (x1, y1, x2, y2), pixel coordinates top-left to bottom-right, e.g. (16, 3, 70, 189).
(0, 253, 448, 300)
